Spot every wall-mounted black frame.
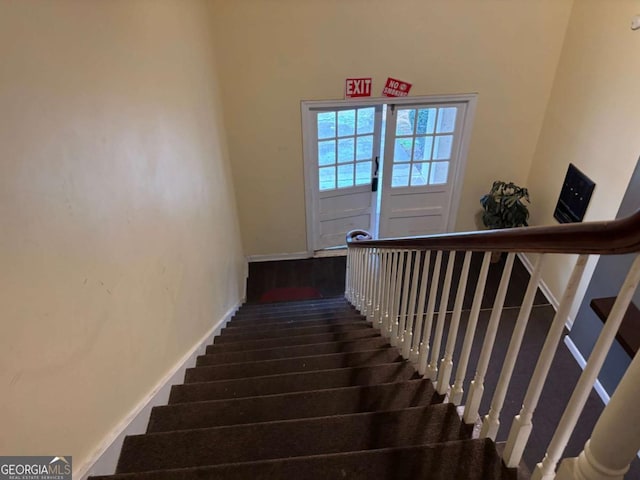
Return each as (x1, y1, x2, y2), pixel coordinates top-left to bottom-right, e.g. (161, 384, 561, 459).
(554, 163, 596, 223)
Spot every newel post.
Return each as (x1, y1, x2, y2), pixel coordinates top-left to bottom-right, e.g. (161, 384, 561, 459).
(556, 346, 640, 480)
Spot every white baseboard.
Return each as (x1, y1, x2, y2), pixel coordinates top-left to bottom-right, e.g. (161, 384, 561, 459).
(75, 300, 242, 480)
(517, 252, 560, 311)
(563, 335, 611, 405)
(247, 251, 310, 262)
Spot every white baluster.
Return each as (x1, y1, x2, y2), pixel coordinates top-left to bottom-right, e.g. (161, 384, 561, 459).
(403, 251, 422, 359)
(352, 248, 360, 308)
(385, 250, 399, 338)
(345, 249, 352, 302)
(418, 250, 443, 376)
(390, 250, 406, 346)
(363, 249, 372, 317)
(556, 307, 640, 480)
(358, 249, 366, 311)
(377, 250, 388, 329)
(463, 252, 515, 424)
(437, 250, 473, 395)
(382, 250, 393, 335)
(370, 249, 381, 325)
(481, 254, 546, 440)
(451, 252, 491, 405)
(503, 255, 589, 468)
(532, 254, 640, 480)
(410, 250, 431, 363)
(427, 251, 457, 381)
(398, 250, 413, 347)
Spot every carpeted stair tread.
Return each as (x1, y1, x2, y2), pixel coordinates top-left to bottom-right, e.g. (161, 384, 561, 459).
(169, 362, 418, 403)
(148, 379, 440, 432)
(228, 310, 361, 326)
(213, 321, 370, 343)
(186, 348, 402, 382)
(92, 438, 514, 480)
(205, 329, 380, 353)
(224, 315, 365, 332)
(116, 404, 469, 473)
(197, 336, 391, 365)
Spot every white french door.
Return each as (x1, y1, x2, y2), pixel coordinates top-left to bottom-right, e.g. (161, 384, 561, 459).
(378, 102, 468, 238)
(302, 95, 475, 252)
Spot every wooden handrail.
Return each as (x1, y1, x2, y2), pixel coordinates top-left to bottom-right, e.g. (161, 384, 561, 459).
(346, 210, 640, 254)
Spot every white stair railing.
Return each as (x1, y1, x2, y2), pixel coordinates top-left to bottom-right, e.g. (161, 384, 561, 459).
(345, 211, 640, 480)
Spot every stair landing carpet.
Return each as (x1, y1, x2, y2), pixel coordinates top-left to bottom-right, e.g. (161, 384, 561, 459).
(90, 297, 516, 480)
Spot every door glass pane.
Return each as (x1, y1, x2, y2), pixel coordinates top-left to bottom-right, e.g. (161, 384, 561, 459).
(356, 135, 373, 160)
(391, 164, 410, 187)
(410, 162, 429, 186)
(393, 138, 413, 162)
(355, 161, 371, 185)
(395, 109, 415, 136)
(433, 135, 453, 160)
(319, 166, 335, 191)
(429, 161, 449, 185)
(318, 140, 336, 166)
(337, 110, 356, 137)
(337, 163, 354, 188)
(436, 107, 457, 134)
(416, 108, 436, 135)
(413, 136, 433, 161)
(317, 112, 335, 139)
(357, 107, 375, 134)
(337, 137, 355, 163)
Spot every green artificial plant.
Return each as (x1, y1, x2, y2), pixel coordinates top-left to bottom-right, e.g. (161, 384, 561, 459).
(480, 181, 530, 229)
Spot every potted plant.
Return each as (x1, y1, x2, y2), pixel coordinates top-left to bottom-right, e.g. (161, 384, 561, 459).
(480, 181, 530, 261)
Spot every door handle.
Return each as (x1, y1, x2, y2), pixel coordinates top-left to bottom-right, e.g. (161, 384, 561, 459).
(372, 156, 379, 192)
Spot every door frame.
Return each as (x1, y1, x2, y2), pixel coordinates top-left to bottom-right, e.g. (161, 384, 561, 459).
(301, 93, 477, 256)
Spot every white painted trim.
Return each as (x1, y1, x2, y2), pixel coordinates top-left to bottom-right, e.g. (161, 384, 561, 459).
(563, 335, 611, 405)
(314, 248, 347, 258)
(75, 301, 242, 480)
(518, 252, 560, 311)
(247, 251, 310, 262)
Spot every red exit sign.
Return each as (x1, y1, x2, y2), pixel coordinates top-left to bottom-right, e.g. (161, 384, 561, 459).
(345, 77, 372, 98)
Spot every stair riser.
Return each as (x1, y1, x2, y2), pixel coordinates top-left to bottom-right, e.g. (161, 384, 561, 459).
(197, 337, 391, 365)
(148, 379, 438, 432)
(214, 322, 370, 343)
(169, 363, 418, 403)
(205, 329, 380, 353)
(186, 349, 401, 382)
(230, 309, 359, 325)
(117, 405, 467, 473)
(224, 316, 364, 333)
(239, 297, 348, 311)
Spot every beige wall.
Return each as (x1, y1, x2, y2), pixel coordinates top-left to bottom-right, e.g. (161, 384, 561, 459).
(0, 0, 244, 469)
(209, 0, 574, 256)
(525, 0, 640, 309)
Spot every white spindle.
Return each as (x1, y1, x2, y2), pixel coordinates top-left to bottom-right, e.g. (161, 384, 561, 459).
(481, 254, 546, 440)
(352, 248, 360, 307)
(503, 254, 589, 468)
(381, 250, 393, 335)
(390, 250, 406, 346)
(556, 309, 640, 480)
(398, 251, 413, 347)
(371, 249, 382, 325)
(532, 254, 640, 480)
(410, 251, 431, 363)
(358, 249, 366, 311)
(385, 250, 399, 338)
(427, 251, 457, 381)
(437, 250, 473, 395)
(363, 249, 373, 317)
(345, 249, 352, 302)
(402, 251, 422, 359)
(451, 251, 491, 405)
(463, 252, 515, 424)
(418, 250, 443, 376)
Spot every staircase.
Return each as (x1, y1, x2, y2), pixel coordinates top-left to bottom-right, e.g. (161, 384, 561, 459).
(91, 296, 516, 480)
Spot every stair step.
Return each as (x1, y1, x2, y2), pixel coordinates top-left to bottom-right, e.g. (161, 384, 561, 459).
(221, 315, 366, 334)
(186, 348, 402, 382)
(148, 379, 439, 432)
(214, 322, 370, 343)
(116, 404, 469, 473)
(169, 362, 418, 403)
(230, 309, 359, 325)
(205, 328, 380, 353)
(238, 297, 348, 311)
(198, 336, 390, 365)
(91, 439, 513, 480)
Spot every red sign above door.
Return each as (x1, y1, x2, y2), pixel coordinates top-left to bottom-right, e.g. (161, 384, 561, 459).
(382, 77, 412, 97)
(345, 77, 372, 98)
